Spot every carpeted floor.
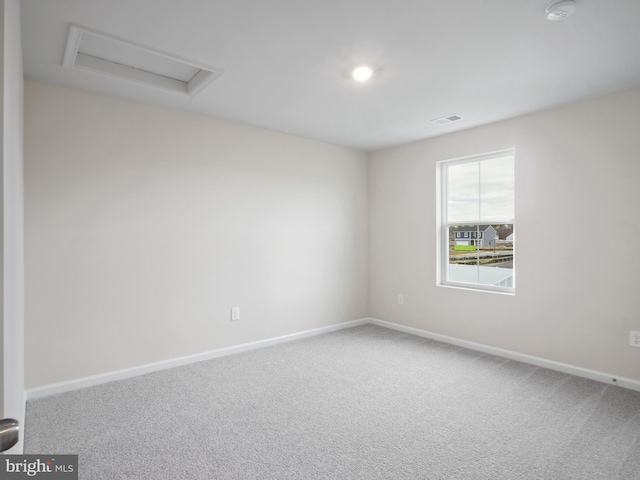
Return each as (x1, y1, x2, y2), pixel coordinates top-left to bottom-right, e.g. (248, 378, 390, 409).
(25, 324, 640, 479)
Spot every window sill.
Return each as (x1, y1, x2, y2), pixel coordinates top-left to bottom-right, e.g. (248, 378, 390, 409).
(437, 282, 515, 296)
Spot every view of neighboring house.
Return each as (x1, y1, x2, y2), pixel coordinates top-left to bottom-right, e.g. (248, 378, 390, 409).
(453, 225, 497, 248)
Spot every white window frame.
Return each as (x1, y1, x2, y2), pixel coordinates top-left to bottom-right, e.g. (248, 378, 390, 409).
(436, 149, 515, 295)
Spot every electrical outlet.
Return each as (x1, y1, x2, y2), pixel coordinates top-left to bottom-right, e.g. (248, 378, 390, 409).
(397, 294, 404, 305)
(231, 307, 240, 321)
(630, 331, 640, 348)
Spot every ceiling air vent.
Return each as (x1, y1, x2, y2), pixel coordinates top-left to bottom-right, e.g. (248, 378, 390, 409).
(431, 114, 465, 126)
(62, 25, 223, 97)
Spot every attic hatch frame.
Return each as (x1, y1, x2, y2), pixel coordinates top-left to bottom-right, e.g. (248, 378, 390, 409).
(62, 24, 224, 97)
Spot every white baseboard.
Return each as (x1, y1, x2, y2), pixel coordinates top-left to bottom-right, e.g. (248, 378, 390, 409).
(368, 317, 640, 393)
(26, 318, 369, 400)
(26, 316, 640, 400)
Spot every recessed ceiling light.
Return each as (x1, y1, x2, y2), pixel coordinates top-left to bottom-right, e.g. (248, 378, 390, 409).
(352, 66, 373, 82)
(546, 0, 577, 21)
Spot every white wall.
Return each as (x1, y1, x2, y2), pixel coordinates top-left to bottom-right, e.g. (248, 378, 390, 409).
(1, 0, 25, 452)
(369, 87, 640, 382)
(24, 80, 368, 388)
(24, 77, 640, 390)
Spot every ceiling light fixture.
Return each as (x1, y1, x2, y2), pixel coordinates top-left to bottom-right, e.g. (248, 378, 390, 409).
(352, 66, 373, 82)
(546, 0, 577, 21)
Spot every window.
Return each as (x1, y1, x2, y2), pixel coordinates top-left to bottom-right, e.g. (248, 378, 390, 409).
(437, 149, 515, 293)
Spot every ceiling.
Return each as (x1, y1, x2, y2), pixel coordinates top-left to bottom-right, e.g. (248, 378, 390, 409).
(20, 0, 640, 152)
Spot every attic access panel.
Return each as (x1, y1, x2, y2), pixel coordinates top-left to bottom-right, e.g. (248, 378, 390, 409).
(62, 25, 223, 97)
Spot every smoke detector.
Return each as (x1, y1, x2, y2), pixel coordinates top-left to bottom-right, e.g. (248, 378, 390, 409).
(546, 0, 577, 21)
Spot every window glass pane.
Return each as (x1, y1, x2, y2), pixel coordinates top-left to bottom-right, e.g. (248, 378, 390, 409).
(448, 224, 514, 288)
(447, 161, 479, 223)
(448, 225, 479, 285)
(480, 155, 514, 222)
